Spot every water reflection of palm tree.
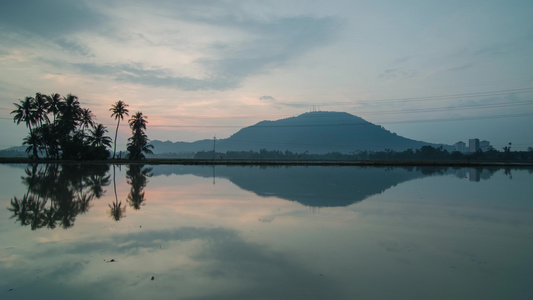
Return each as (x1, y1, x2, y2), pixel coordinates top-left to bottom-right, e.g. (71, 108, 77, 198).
(109, 164, 126, 221)
(8, 194, 32, 227)
(87, 172, 111, 199)
(9, 193, 48, 230)
(77, 193, 94, 214)
(8, 164, 111, 230)
(109, 200, 126, 221)
(126, 164, 152, 210)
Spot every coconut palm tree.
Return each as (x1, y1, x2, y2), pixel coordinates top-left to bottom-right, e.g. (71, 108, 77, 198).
(59, 94, 82, 133)
(11, 96, 37, 134)
(46, 93, 63, 124)
(110, 100, 129, 159)
(23, 131, 42, 159)
(127, 112, 153, 160)
(34, 93, 50, 127)
(128, 111, 148, 132)
(80, 108, 96, 134)
(44, 93, 63, 159)
(88, 124, 112, 148)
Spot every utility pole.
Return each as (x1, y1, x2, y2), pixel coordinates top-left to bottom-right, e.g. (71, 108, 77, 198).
(213, 136, 216, 160)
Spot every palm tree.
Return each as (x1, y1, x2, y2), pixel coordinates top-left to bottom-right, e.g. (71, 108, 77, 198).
(80, 108, 96, 134)
(127, 132, 153, 160)
(44, 93, 63, 159)
(34, 93, 50, 127)
(23, 131, 42, 159)
(127, 112, 153, 160)
(88, 124, 112, 148)
(46, 93, 63, 124)
(110, 100, 129, 159)
(128, 111, 148, 132)
(11, 96, 37, 134)
(59, 94, 82, 133)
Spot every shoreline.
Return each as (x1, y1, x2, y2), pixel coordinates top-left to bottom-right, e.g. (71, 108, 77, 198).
(1, 157, 532, 167)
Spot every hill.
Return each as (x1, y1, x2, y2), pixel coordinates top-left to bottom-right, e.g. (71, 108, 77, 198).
(150, 111, 435, 155)
(0, 146, 30, 157)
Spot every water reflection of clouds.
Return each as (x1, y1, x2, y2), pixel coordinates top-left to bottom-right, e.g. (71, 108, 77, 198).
(140, 174, 304, 225)
(11, 227, 340, 299)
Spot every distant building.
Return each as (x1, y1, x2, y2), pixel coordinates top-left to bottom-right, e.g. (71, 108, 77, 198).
(454, 141, 466, 153)
(480, 140, 491, 152)
(469, 138, 480, 153)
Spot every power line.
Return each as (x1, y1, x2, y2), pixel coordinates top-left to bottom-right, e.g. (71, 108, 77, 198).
(94, 110, 533, 129)
(2, 89, 532, 128)
(352, 87, 533, 104)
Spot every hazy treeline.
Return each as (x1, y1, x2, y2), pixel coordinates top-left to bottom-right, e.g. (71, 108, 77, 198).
(194, 145, 533, 161)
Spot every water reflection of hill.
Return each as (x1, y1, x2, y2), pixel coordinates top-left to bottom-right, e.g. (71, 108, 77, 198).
(151, 165, 432, 207)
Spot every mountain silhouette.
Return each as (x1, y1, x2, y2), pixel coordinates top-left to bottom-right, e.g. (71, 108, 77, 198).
(150, 111, 433, 155)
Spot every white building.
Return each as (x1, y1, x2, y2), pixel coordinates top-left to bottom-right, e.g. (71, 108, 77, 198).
(454, 141, 466, 153)
(480, 140, 491, 152)
(469, 138, 480, 153)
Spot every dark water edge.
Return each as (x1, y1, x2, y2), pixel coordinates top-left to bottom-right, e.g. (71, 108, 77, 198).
(1, 157, 533, 167)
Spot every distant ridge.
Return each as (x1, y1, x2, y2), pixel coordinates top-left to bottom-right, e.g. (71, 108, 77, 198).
(0, 146, 30, 157)
(150, 111, 437, 155)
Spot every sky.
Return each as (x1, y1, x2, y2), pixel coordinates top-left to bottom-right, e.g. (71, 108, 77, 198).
(0, 0, 532, 151)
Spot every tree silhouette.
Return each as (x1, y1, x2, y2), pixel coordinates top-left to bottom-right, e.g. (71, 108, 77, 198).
(12, 92, 115, 160)
(59, 94, 81, 131)
(11, 96, 37, 135)
(46, 93, 63, 124)
(33, 92, 50, 127)
(86, 124, 113, 159)
(127, 112, 153, 160)
(22, 131, 41, 159)
(80, 108, 96, 134)
(110, 100, 129, 159)
(88, 124, 112, 148)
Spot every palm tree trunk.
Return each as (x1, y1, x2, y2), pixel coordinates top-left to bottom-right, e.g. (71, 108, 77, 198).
(113, 119, 120, 159)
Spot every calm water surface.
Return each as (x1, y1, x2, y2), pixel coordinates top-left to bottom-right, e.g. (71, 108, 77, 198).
(0, 164, 532, 299)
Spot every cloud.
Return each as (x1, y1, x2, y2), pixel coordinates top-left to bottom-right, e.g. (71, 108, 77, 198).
(259, 95, 275, 101)
(72, 62, 240, 91)
(55, 38, 93, 57)
(0, 1, 343, 92)
(70, 12, 341, 91)
(393, 56, 410, 63)
(0, 1, 342, 92)
(445, 63, 473, 72)
(0, 0, 106, 38)
(378, 68, 417, 80)
(188, 15, 342, 90)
